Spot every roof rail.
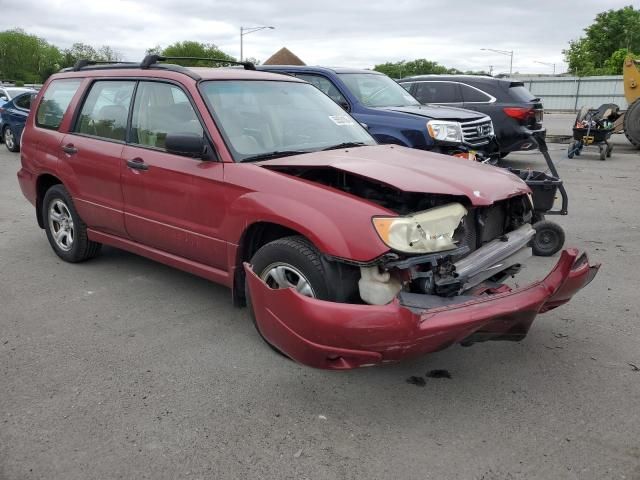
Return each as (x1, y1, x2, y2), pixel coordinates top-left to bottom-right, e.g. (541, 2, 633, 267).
(70, 59, 138, 71)
(140, 55, 255, 70)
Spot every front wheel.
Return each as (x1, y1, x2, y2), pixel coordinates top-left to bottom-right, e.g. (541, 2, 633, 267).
(42, 185, 102, 262)
(3, 126, 19, 152)
(245, 236, 357, 352)
(599, 144, 607, 161)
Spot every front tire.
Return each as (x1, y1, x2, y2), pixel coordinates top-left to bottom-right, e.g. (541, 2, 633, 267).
(42, 185, 102, 262)
(3, 126, 19, 152)
(245, 236, 356, 353)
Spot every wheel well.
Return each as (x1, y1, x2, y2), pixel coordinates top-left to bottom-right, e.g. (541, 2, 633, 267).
(232, 222, 301, 307)
(35, 174, 62, 228)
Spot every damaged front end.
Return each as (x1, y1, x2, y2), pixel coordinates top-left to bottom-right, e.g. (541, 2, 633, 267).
(245, 248, 598, 370)
(244, 166, 599, 369)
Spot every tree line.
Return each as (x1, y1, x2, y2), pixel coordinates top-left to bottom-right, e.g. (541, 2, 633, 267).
(0, 30, 238, 84)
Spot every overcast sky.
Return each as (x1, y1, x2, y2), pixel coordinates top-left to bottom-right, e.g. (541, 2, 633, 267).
(0, 0, 632, 73)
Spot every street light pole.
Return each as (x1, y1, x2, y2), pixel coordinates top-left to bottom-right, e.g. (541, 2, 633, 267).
(480, 48, 514, 76)
(240, 25, 275, 61)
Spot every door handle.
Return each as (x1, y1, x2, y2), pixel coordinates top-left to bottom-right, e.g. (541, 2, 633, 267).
(61, 144, 78, 155)
(126, 158, 149, 171)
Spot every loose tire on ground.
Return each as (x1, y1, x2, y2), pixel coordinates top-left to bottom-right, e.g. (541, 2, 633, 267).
(42, 185, 102, 262)
(531, 220, 565, 257)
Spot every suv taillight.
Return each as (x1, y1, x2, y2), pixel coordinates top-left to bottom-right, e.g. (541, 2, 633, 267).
(503, 107, 536, 122)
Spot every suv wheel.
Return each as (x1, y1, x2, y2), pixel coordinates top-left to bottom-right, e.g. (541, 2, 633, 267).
(245, 236, 346, 353)
(3, 126, 19, 152)
(43, 185, 102, 262)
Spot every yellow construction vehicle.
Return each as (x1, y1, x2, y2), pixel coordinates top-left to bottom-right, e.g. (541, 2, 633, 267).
(622, 55, 640, 148)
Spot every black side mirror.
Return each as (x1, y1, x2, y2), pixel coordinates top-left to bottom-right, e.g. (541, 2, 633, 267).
(165, 133, 206, 158)
(339, 100, 350, 112)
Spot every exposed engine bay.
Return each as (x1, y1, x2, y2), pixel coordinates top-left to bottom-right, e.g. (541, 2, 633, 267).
(266, 165, 536, 305)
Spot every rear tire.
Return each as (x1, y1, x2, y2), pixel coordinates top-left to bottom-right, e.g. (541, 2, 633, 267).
(42, 185, 102, 262)
(531, 220, 565, 257)
(3, 126, 19, 152)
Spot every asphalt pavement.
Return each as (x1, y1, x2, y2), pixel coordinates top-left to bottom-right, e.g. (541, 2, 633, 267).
(1, 119, 639, 479)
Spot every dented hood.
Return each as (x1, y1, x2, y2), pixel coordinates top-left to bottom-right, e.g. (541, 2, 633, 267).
(259, 145, 529, 206)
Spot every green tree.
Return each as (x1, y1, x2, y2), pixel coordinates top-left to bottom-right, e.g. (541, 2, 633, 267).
(0, 29, 61, 83)
(564, 6, 640, 75)
(59, 42, 123, 69)
(374, 59, 461, 78)
(155, 41, 236, 66)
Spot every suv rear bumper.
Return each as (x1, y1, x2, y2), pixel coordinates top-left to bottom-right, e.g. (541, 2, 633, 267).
(244, 249, 599, 370)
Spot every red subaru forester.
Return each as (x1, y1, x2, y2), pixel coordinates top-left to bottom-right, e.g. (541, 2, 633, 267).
(17, 56, 599, 369)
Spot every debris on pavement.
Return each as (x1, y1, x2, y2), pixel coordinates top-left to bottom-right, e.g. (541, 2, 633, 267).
(427, 369, 452, 379)
(629, 363, 640, 372)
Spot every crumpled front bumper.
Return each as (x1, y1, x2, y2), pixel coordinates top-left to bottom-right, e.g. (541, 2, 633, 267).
(244, 249, 599, 370)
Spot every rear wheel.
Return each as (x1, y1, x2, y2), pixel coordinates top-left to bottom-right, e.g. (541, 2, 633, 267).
(42, 185, 102, 262)
(3, 126, 19, 152)
(623, 99, 640, 148)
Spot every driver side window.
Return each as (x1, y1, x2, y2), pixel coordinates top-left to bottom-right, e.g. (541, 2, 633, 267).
(295, 74, 349, 110)
(75, 80, 135, 141)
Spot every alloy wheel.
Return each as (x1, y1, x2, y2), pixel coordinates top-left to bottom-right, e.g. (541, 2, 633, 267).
(48, 199, 75, 251)
(260, 262, 316, 297)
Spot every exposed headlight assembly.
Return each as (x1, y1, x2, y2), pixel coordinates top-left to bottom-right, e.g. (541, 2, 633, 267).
(426, 120, 463, 143)
(372, 203, 467, 254)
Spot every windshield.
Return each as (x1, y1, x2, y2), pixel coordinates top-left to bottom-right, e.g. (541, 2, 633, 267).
(338, 73, 420, 108)
(6, 88, 34, 99)
(200, 80, 376, 162)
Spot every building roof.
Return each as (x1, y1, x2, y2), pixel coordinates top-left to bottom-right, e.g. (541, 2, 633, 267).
(263, 47, 306, 66)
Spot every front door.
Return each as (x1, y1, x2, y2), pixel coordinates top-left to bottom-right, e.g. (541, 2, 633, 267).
(121, 80, 227, 270)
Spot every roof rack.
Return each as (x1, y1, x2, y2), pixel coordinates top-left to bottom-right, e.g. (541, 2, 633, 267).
(140, 55, 255, 70)
(70, 59, 138, 71)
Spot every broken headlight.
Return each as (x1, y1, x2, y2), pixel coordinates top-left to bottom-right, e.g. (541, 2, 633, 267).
(372, 203, 467, 254)
(426, 120, 463, 143)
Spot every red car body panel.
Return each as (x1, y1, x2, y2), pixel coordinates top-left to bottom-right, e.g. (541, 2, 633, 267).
(17, 65, 600, 370)
(245, 249, 600, 370)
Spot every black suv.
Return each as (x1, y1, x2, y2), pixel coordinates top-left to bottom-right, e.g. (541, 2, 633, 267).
(398, 75, 543, 157)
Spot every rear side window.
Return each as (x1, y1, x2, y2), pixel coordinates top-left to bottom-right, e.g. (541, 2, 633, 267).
(460, 84, 492, 103)
(15, 94, 35, 110)
(130, 81, 203, 150)
(508, 83, 536, 102)
(414, 82, 461, 103)
(75, 81, 135, 142)
(36, 79, 82, 130)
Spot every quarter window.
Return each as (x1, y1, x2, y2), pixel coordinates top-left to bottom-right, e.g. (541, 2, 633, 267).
(130, 81, 203, 150)
(75, 81, 135, 141)
(460, 84, 492, 103)
(36, 79, 82, 130)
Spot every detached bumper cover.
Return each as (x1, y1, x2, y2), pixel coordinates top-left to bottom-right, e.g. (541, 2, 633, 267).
(244, 249, 599, 370)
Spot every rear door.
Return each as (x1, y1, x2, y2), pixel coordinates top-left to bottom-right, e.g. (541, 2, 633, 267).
(61, 79, 135, 237)
(121, 80, 227, 270)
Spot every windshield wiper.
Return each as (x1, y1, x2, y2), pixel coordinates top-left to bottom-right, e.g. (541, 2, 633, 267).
(322, 142, 366, 151)
(239, 150, 308, 163)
